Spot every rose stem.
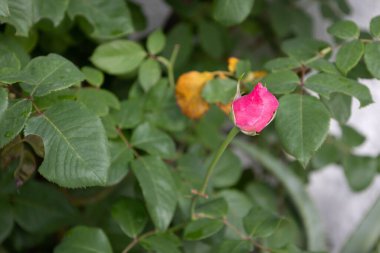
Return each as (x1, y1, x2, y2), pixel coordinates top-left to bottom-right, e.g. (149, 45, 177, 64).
(190, 126, 240, 218)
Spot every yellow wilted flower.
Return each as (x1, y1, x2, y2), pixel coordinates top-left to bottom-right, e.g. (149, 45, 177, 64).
(175, 71, 214, 119)
(228, 57, 239, 73)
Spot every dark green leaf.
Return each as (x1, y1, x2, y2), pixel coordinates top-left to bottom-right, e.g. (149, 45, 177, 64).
(111, 198, 147, 238)
(0, 47, 20, 76)
(265, 218, 300, 248)
(107, 140, 133, 185)
(321, 93, 351, 124)
(219, 190, 253, 239)
(0, 87, 8, 114)
(132, 156, 177, 231)
(0, 198, 13, 243)
(262, 71, 299, 94)
(131, 123, 175, 158)
(213, 0, 255, 26)
(0, 0, 68, 37)
(90, 40, 147, 75)
(81, 66, 104, 87)
(76, 88, 120, 116)
(343, 155, 377, 191)
(0, 34, 30, 67)
(147, 29, 166, 55)
(112, 98, 144, 129)
(13, 181, 76, 233)
(235, 59, 251, 78)
(311, 139, 340, 169)
(216, 240, 253, 253)
(305, 73, 373, 107)
(144, 79, 170, 111)
(327, 20, 359, 40)
(341, 125, 365, 147)
(209, 150, 242, 188)
(0, 99, 32, 148)
(141, 233, 181, 253)
(370, 16, 380, 38)
(196, 198, 228, 218)
(202, 78, 236, 104)
(163, 23, 193, 68)
(306, 59, 340, 74)
(24, 101, 111, 188)
(68, 0, 133, 39)
(198, 21, 224, 58)
(336, 40, 364, 75)
(3, 54, 85, 97)
(275, 94, 330, 167)
(364, 42, 380, 79)
(184, 218, 224, 240)
(264, 57, 301, 72)
(54, 226, 113, 253)
(245, 182, 277, 212)
(243, 206, 282, 238)
(138, 58, 161, 92)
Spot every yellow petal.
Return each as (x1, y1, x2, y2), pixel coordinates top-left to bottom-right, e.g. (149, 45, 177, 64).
(228, 57, 239, 73)
(175, 71, 214, 119)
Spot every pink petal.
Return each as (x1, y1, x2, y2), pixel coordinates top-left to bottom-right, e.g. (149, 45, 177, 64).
(232, 83, 279, 133)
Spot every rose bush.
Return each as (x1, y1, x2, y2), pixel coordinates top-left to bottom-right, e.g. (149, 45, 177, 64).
(0, 1, 380, 253)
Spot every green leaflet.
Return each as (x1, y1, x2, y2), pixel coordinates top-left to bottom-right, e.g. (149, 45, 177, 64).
(132, 156, 177, 231)
(0, 99, 32, 148)
(147, 29, 166, 55)
(111, 198, 148, 238)
(91, 40, 146, 75)
(24, 101, 111, 188)
(213, 0, 255, 26)
(275, 94, 330, 167)
(327, 20, 360, 40)
(0, 0, 68, 36)
(184, 219, 224, 240)
(305, 73, 373, 107)
(336, 40, 364, 75)
(76, 88, 120, 116)
(2, 54, 85, 97)
(13, 181, 77, 234)
(364, 42, 380, 80)
(67, 0, 133, 39)
(131, 123, 175, 159)
(54, 226, 113, 253)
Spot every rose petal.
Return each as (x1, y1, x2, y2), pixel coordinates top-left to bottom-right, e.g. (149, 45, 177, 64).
(232, 83, 279, 133)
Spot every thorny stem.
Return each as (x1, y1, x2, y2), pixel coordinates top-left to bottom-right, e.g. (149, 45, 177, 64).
(190, 127, 240, 219)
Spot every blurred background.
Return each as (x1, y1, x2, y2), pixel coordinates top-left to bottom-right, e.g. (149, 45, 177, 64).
(131, 0, 380, 252)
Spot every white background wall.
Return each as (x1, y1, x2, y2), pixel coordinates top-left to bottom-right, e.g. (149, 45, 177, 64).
(307, 0, 380, 252)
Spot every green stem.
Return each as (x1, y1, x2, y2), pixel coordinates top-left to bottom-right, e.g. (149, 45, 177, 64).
(190, 127, 240, 218)
(157, 44, 180, 89)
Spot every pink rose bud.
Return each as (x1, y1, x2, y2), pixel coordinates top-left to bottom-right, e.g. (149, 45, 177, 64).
(232, 83, 279, 135)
